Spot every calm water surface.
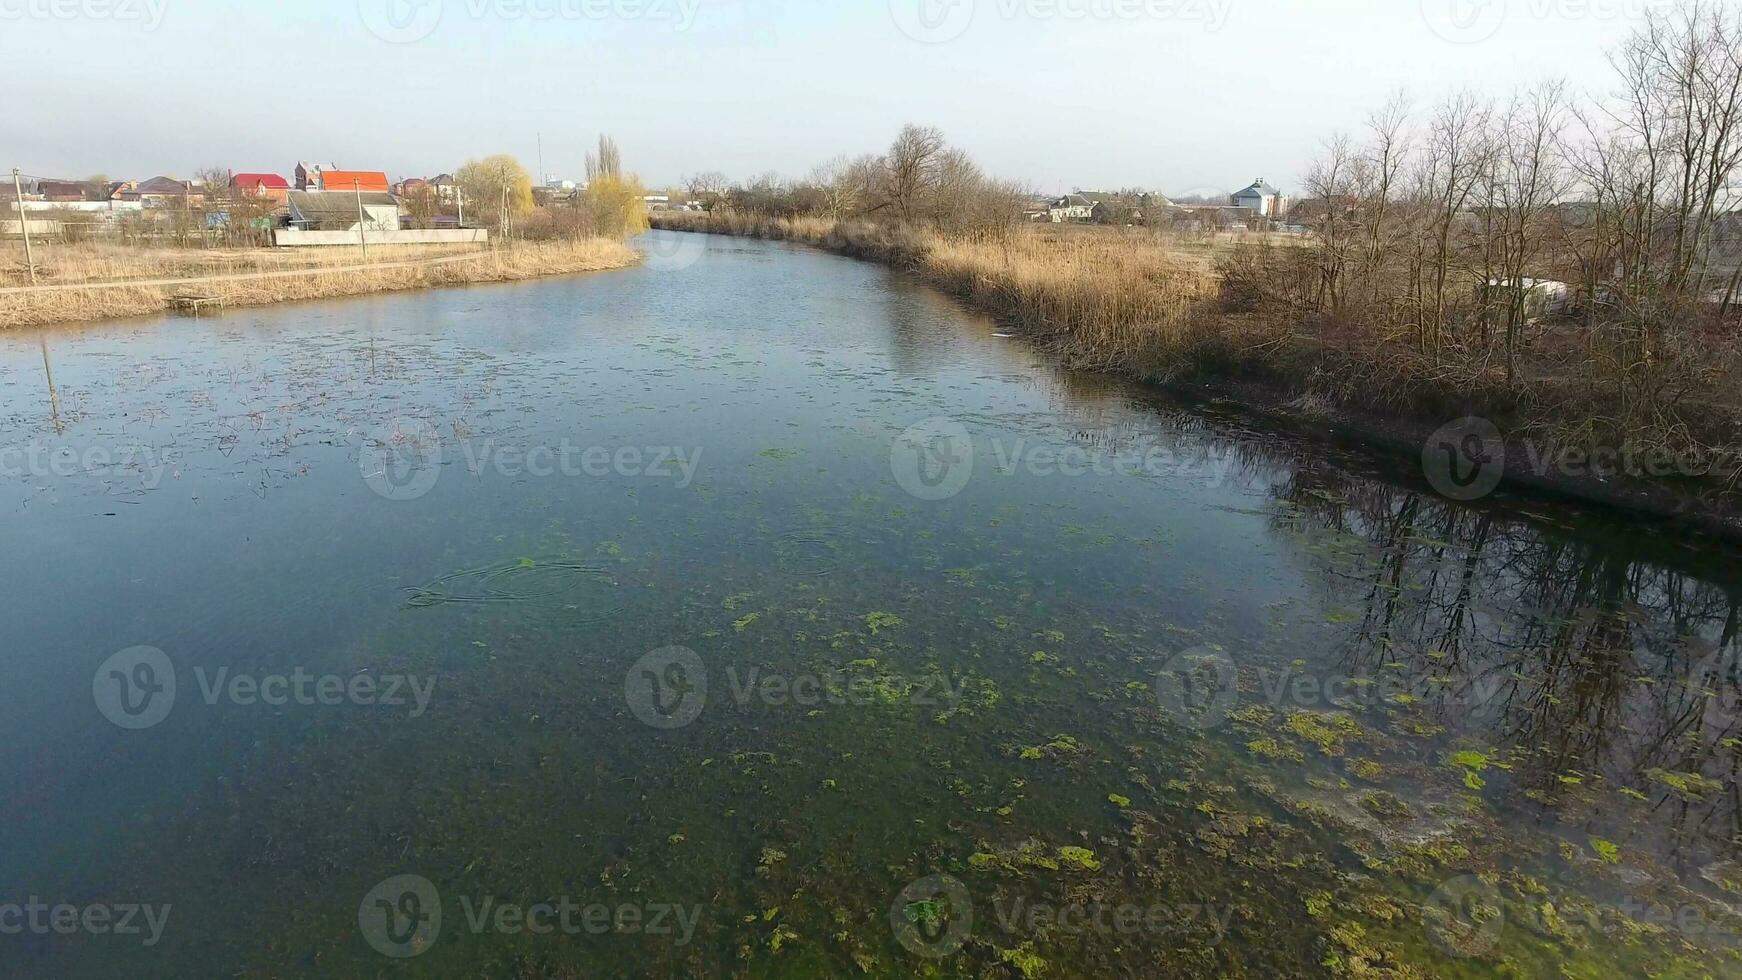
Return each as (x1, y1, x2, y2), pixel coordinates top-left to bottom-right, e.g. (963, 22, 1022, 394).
(2, 231, 1740, 977)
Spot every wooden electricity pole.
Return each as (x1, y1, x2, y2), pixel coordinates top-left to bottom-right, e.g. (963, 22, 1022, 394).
(12, 169, 37, 284)
(354, 179, 367, 258)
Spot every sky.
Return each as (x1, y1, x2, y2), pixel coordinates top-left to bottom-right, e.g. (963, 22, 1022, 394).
(0, 0, 1672, 196)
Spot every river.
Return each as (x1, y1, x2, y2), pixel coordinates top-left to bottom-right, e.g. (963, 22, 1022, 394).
(1, 230, 1738, 977)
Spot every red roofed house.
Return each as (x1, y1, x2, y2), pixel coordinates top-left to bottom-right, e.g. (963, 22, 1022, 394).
(232, 172, 290, 205)
(317, 170, 390, 194)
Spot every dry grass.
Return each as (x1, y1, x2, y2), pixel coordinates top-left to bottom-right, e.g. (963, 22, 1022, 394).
(0, 241, 488, 287)
(0, 239, 638, 330)
(920, 229, 1220, 366)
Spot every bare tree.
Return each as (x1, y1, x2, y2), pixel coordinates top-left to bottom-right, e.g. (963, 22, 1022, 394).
(1421, 91, 1495, 351)
(586, 135, 623, 183)
(881, 124, 946, 225)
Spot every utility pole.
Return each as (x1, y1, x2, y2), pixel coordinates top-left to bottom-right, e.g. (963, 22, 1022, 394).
(355, 179, 367, 258)
(11, 169, 36, 284)
(537, 131, 544, 189)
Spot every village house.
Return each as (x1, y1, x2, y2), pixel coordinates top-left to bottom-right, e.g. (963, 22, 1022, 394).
(232, 172, 291, 205)
(429, 174, 461, 203)
(286, 190, 399, 232)
(1231, 179, 1288, 218)
(35, 180, 95, 202)
(1049, 193, 1101, 223)
(317, 169, 391, 193)
(112, 176, 203, 207)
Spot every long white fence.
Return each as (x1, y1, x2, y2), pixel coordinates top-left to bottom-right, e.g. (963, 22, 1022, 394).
(274, 229, 489, 247)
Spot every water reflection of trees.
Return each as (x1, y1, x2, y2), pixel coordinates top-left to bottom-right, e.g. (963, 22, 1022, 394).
(1271, 470, 1741, 867)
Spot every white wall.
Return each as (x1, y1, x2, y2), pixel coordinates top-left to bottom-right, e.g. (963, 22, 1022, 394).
(10, 200, 144, 213)
(273, 228, 490, 247)
(1, 219, 63, 236)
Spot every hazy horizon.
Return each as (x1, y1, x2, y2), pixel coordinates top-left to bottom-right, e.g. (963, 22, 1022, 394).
(3, 0, 1667, 195)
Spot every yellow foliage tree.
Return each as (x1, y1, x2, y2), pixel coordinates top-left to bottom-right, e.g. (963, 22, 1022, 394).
(456, 154, 534, 227)
(582, 174, 650, 240)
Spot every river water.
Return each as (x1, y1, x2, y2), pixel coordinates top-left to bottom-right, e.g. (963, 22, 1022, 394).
(1, 231, 1739, 977)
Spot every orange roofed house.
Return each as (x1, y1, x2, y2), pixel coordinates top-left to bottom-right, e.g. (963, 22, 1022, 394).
(319, 170, 390, 193)
(295, 162, 390, 194)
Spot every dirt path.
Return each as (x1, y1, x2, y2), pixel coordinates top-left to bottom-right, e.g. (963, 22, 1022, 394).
(0, 251, 489, 294)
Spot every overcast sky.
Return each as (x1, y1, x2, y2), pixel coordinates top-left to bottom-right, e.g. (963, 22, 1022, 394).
(1, 0, 1665, 195)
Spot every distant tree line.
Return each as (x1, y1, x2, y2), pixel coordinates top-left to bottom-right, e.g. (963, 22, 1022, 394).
(680, 125, 1030, 235)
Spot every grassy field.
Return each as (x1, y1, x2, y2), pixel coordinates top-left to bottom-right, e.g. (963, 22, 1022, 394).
(0, 238, 639, 329)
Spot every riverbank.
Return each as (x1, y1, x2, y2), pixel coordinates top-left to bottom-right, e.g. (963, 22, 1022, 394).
(0, 238, 639, 329)
(651, 212, 1742, 541)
